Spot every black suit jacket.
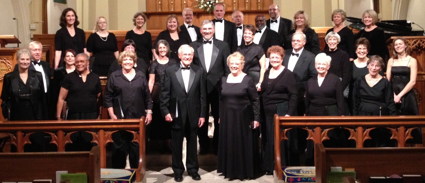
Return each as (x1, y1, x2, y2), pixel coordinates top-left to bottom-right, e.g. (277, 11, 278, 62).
(29, 60, 51, 92)
(190, 39, 230, 94)
(283, 49, 316, 92)
(179, 24, 202, 42)
(266, 17, 292, 48)
(160, 64, 207, 129)
(212, 19, 238, 52)
(258, 27, 283, 53)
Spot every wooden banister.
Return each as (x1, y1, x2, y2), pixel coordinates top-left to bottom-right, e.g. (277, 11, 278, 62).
(274, 115, 425, 180)
(0, 118, 146, 181)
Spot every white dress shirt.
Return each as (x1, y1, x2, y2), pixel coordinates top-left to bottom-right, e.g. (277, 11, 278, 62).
(185, 23, 198, 42)
(203, 39, 213, 72)
(176, 64, 191, 118)
(32, 60, 48, 93)
(214, 20, 225, 41)
(287, 48, 304, 72)
(253, 26, 266, 44)
(236, 24, 243, 46)
(269, 16, 280, 33)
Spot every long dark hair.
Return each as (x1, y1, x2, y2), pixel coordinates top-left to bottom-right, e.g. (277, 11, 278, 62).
(59, 8, 80, 28)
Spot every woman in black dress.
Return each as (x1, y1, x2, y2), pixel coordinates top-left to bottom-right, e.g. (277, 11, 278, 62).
(87, 16, 119, 76)
(386, 38, 419, 115)
(54, 8, 86, 69)
(352, 56, 396, 147)
(287, 10, 320, 55)
(125, 12, 152, 67)
(325, 9, 355, 59)
(260, 46, 297, 174)
(355, 9, 389, 61)
(352, 55, 396, 116)
(218, 52, 261, 180)
(50, 49, 76, 118)
(236, 24, 266, 85)
(306, 52, 344, 116)
(148, 40, 175, 141)
(154, 15, 190, 61)
(349, 38, 370, 113)
(1, 49, 46, 121)
(104, 50, 152, 168)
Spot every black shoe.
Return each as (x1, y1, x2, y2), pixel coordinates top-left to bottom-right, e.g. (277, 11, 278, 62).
(174, 174, 183, 182)
(188, 172, 201, 180)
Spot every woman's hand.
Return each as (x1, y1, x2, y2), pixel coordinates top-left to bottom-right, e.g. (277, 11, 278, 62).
(394, 94, 402, 103)
(144, 113, 152, 125)
(109, 113, 118, 120)
(256, 83, 262, 92)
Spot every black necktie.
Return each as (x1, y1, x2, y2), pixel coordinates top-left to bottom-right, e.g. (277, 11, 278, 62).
(181, 66, 191, 70)
(271, 19, 278, 23)
(214, 19, 223, 23)
(236, 26, 242, 29)
(291, 53, 299, 57)
(203, 40, 212, 44)
(256, 30, 261, 33)
(188, 25, 194, 28)
(33, 61, 41, 66)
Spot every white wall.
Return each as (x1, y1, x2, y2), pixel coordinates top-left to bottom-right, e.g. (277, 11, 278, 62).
(0, 0, 19, 47)
(47, 0, 77, 34)
(407, 0, 425, 32)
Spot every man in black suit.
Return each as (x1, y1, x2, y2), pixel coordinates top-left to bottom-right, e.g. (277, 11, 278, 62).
(212, 3, 237, 52)
(160, 44, 207, 182)
(266, 3, 292, 49)
(254, 15, 283, 53)
(231, 10, 244, 47)
(29, 41, 51, 119)
(190, 20, 230, 154)
(283, 32, 316, 116)
(180, 8, 202, 42)
(282, 32, 316, 166)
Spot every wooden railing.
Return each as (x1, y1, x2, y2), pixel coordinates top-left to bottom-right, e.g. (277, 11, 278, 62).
(0, 119, 146, 181)
(274, 115, 425, 180)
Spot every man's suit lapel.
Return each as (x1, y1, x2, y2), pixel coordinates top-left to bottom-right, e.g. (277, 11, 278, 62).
(175, 69, 186, 94)
(187, 69, 195, 93)
(278, 19, 285, 35)
(293, 50, 306, 73)
(181, 25, 189, 38)
(259, 29, 268, 45)
(283, 51, 291, 67)
(197, 45, 206, 70)
(210, 42, 219, 71)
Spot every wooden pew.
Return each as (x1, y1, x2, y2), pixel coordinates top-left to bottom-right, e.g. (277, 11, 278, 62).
(0, 146, 100, 182)
(315, 143, 425, 183)
(0, 119, 146, 181)
(274, 115, 425, 180)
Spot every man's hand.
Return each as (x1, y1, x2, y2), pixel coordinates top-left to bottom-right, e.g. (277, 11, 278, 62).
(198, 117, 205, 127)
(165, 113, 173, 122)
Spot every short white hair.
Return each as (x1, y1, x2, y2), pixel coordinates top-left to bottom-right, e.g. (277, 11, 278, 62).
(325, 31, 341, 43)
(315, 53, 331, 65)
(178, 44, 194, 55)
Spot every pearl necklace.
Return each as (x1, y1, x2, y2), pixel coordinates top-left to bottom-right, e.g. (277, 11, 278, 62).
(99, 35, 108, 42)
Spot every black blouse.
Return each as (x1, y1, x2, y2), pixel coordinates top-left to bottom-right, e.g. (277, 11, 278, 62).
(55, 27, 86, 58)
(125, 30, 153, 64)
(261, 68, 298, 116)
(325, 27, 355, 58)
(61, 71, 101, 113)
(155, 30, 191, 61)
(104, 70, 153, 119)
(355, 27, 389, 60)
(325, 48, 352, 89)
(306, 73, 344, 115)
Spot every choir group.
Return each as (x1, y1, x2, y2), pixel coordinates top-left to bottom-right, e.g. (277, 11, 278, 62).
(1, 2, 419, 181)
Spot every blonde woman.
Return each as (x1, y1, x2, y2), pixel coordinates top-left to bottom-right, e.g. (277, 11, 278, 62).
(287, 10, 320, 54)
(86, 16, 119, 76)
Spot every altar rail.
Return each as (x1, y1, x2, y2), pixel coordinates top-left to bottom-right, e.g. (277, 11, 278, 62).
(273, 115, 425, 180)
(0, 119, 146, 181)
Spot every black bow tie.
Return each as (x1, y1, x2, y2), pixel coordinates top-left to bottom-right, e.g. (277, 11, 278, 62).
(33, 61, 41, 65)
(214, 19, 223, 23)
(256, 30, 261, 33)
(181, 66, 191, 70)
(188, 25, 194, 28)
(203, 40, 212, 44)
(291, 53, 299, 57)
(271, 19, 278, 23)
(236, 26, 242, 29)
